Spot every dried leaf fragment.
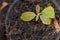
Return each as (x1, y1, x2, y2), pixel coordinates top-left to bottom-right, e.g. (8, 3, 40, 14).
(0, 2, 8, 10)
(54, 19, 60, 32)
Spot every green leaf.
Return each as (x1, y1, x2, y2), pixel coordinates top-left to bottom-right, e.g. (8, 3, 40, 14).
(40, 14, 51, 25)
(40, 6, 55, 25)
(36, 4, 40, 14)
(20, 12, 36, 21)
(41, 6, 55, 18)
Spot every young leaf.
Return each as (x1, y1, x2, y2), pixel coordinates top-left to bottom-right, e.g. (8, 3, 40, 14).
(36, 4, 40, 14)
(41, 6, 55, 18)
(20, 12, 36, 21)
(40, 6, 55, 25)
(40, 14, 51, 25)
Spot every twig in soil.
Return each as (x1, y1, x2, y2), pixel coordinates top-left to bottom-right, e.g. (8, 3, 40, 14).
(5, 0, 19, 30)
(5, 0, 19, 24)
(51, 0, 60, 12)
(5, 0, 19, 39)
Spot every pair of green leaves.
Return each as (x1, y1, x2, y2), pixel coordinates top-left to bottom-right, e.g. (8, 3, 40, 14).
(20, 5, 55, 25)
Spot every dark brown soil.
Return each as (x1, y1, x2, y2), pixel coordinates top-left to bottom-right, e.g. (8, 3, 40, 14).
(0, 0, 60, 40)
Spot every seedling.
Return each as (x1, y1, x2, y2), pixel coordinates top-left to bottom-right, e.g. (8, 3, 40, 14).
(20, 4, 55, 25)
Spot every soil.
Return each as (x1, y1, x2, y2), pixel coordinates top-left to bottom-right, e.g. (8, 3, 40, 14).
(0, 0, 60, 40)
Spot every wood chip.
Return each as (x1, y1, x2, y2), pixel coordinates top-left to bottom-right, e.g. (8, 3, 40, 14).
(53, 19, 60, 32)
(0, 2, 8, 10)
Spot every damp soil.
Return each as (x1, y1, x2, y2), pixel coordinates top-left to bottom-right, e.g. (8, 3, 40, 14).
(0, 0, 60, 40)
